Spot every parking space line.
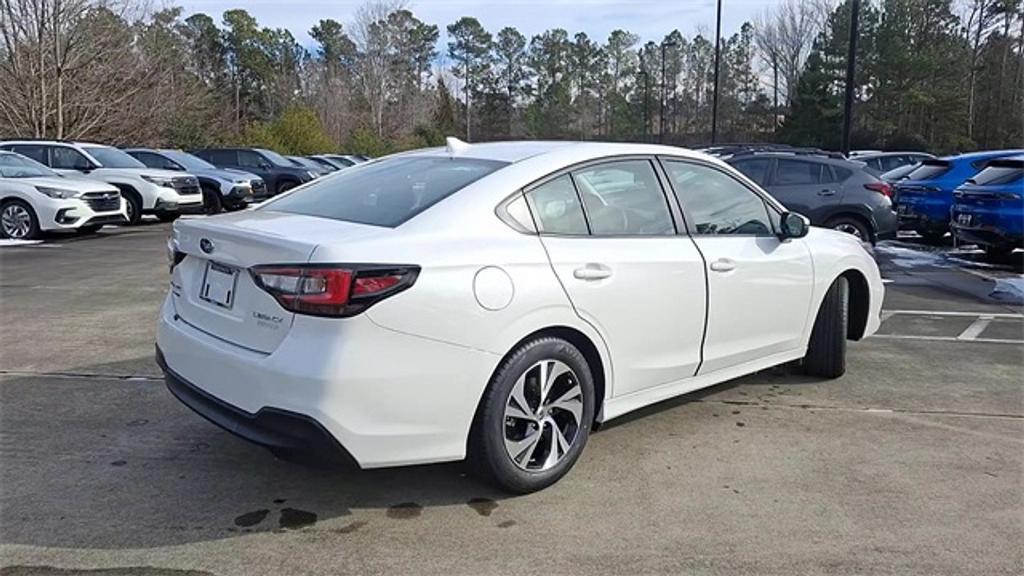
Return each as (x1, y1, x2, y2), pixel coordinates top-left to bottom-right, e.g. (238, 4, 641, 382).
(958, 315, 995, 340)
(882, 309, 1024, 319)
(871, 334, 1024, 345)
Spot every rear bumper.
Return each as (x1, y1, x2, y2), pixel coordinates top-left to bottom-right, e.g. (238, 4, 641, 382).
(951, 225, 1024, 250)
(157, 347, 359, 467)
(155, 294, 499, 468)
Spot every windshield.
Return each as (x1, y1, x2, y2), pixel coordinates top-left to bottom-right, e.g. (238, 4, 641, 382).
(163, 150, 217, 172)
(256, 148, 294, 167)
(968, 164, 1024, 186)
(83, 146, 146, 169)
(0, 153, 60, 178)
(263, 156, 507, 227)
(905, 160, 950, 181)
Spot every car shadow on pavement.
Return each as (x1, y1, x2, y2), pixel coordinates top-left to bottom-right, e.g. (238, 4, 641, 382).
(598, 363, 825, 433)
(0, 362, 510, 550)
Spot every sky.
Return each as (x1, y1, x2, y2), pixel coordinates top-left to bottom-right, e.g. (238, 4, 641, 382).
(178, 0, 779, 50)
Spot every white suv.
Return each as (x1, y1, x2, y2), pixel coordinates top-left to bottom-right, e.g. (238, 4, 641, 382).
(0, 141, 203, 224)
(0, 151, 126, 239)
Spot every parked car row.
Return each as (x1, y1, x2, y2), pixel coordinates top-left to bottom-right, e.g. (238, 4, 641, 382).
(0, 139, 369, 239)
(887, 149, 1023, 259)
(701, 145, 901, 243)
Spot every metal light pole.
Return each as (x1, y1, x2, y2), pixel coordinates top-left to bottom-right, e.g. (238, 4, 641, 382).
(639, 58, 650, 143)
(710, 0, 723, 144)
(659, 40, 678, 144)
(841, 0, 860, 156)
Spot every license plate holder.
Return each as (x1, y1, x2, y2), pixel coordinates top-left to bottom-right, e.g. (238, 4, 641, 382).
(956, 213, 973, 226)
(200, 261, 239, 309)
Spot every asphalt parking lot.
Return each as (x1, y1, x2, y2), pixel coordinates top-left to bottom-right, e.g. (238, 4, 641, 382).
(1, 223, 1022, 576)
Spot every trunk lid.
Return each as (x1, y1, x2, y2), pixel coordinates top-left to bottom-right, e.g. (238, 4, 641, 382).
(170, 210, 388, 353)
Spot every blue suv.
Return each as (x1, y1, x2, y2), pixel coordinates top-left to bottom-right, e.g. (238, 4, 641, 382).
(950, 155, 1023, 261)
(893, 149, 1023, 242)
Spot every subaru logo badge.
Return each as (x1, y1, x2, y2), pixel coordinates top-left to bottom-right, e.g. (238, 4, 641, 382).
(200, 238, 215, 254)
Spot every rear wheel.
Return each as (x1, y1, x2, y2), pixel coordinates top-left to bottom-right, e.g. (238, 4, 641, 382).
(469, 337, 595, 494)
(803, 277, 849, 379)
(919, 229, 946, 244)
(827, 216, 871, 242)
(984, 245, 1013, 263)
(0, 200, 40, 240)
(276, 180, 297, 195)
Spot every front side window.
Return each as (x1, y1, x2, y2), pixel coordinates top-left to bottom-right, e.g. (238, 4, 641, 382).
(572, 160, 674, 236)
(133, 152, 180, 171)
(525, 174, 589, 235)
(664, 160, 775, 236)
(237, 150, 265, 168)
(50, 146, 93, 170)
(264, 156, 507, 228)
(256, 148, 294, 167)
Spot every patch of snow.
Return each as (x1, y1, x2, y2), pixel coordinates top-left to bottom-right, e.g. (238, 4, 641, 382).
(991, 277, 1024, 302)
(0, 239, 42, 247)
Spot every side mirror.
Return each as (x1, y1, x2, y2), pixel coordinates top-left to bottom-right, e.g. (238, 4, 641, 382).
(779, 212, 810, 240)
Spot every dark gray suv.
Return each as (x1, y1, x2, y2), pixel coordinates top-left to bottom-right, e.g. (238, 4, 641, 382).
(720, 150, 898, 243)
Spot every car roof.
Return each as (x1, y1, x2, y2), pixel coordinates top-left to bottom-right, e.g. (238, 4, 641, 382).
(942, 149, 1024, 161)
(407, 140, 719, 166)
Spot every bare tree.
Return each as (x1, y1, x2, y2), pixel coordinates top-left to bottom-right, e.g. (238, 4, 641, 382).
(350, 0, 406, 137)
(752, 0, 826, 108)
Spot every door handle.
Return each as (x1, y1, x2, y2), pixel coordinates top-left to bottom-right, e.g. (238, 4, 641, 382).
(818, 188, 836, 196)
(573, 264, 612, 281)
(709, 259, 736, 273)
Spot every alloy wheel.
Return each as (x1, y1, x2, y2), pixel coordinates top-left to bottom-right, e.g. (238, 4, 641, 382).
(503, 359, 584, 471)
(1, 204, 32, 239)
(833, 222, 864, 240)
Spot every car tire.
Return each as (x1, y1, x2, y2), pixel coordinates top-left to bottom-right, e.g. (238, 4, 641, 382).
(827, 216, 871, 243)
(203, 186, 223, 215)
(123, 191, 143, 225)
(919, 229, 946, 244)
(0, 199, 41, 240)
(803, 277, 848, 379)
(983, 245, 1013, 263)
(468, 337, 596, 494)
(158, 213, 180, 223)
(276, 180, 297, 195)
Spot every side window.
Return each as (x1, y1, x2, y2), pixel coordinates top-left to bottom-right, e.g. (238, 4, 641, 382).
(9, 145, 48, 164)
(524, 174, 589, 235)
(881, 156, 905, 172)
(208, 150, 236, 165)
(774, 159, 821, 185)
(730, 158, 771, 185)
(50, 146, 91, 169)
(237, 150, 264, 168)
(134, 152, 178, 170)
(571, 159, 675, 236)
(664, 160, 774, 236)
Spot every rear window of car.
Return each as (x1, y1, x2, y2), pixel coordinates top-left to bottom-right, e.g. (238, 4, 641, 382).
(906, 160, 951, 181)
(968, 163, 1024, 186)
(263, 156, 508, 227)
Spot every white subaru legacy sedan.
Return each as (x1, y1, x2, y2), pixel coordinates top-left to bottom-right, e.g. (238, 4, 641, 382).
(157, 140, 883, 493)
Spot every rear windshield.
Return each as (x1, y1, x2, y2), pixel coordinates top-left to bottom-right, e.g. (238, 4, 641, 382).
(968, 164, 1024, 186)
(263, 156, 508, 227)
(905, 160, 951, 181)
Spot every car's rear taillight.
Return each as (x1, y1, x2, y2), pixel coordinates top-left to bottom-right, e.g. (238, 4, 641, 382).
(864, 182, 892, 198)
(251, 264, 419, 317)
(166, 236, 185, 272)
